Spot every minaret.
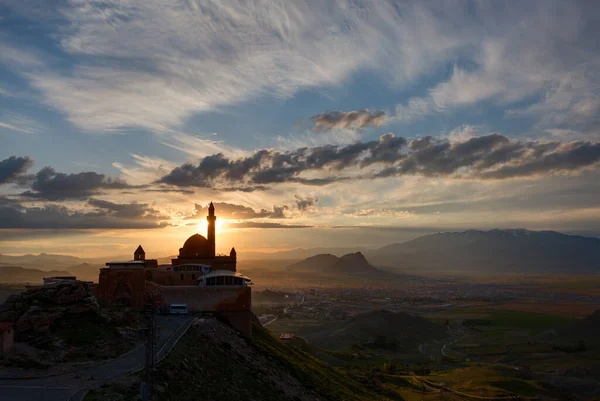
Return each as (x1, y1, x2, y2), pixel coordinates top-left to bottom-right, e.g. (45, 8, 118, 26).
(207, 202, 216, 257)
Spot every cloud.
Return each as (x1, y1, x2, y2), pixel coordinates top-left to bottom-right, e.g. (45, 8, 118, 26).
(187, 202, 288, 220)
(394, 97, 438, 122)
(3, 1, 489, 131)
(21, 166, 130, 200)
(345, 209, 415, 218)
(0, 112, 44, 135)
(311, 109, 387, 130)
(87, 198, 169, 220)
(295, 195, 318, 211)
(2, 1, 598, 137)
(228, 222, 311, 229)
(473, 142, 600, 180)
(0, 197, 169, 229)
(160, 134, 600, 189)
(0, 156, 33, 185)
(160, 133, 407, 189)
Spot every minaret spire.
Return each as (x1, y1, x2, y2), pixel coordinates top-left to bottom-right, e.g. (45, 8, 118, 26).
(207, 202, 216, 257)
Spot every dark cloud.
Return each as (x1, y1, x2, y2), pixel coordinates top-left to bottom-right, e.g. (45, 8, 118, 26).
(160, 133, 406, 189)
(271, 205, 288, 218)
(311, 109, 387, 130)
(21, 167, 130, 200)
(474, 141, 600, 179)
(87, 198, 169, 220)
(187, 202, 288, 220)
(0, 156, 33, 185)
(380, 136, 600, 180)
(0, 197, 169, 229)
(158, 134, 600, 190)
(295, 195, 318, 211)
(228, 222, 312, 229)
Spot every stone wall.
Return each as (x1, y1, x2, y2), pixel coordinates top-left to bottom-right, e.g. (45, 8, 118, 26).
(98, 268, 146, 309)
(154, 284, 252, 337)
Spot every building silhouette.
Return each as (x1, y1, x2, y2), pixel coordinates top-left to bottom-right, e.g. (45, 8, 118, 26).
(97, 203, 252, 337)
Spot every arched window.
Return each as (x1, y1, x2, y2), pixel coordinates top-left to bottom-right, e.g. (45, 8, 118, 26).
(192, 274, 195, 280)
(181, 274, 184, 281)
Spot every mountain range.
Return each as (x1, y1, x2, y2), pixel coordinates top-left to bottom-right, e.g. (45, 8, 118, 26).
(367, 229, 600, 274)
(0, 265, 73, 283)
(2, 229, 599, 281)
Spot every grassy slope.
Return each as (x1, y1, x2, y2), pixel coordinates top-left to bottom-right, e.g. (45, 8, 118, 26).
(86, 321, 401, 401)
(252, 322, 399, 400)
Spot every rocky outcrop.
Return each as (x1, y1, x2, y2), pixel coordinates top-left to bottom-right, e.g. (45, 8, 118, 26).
(0, 281, 99, 340)
(330, 251, 376, 274)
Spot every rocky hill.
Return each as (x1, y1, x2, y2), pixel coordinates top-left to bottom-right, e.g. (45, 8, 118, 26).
(297, 309, 448, 350)
(369, 229, 600, 273)
(287, 252, 380, 276)
(85, 319, 395, 401)
(0, 281, 136, 364)
(330, 252, 378, 275)
(287, 253, 339, 272)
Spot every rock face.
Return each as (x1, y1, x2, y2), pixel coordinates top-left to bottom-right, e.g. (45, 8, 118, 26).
(0, 281, 99, 340)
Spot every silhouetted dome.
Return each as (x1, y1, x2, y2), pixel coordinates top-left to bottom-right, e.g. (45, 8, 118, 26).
(181, 233, 210, 257)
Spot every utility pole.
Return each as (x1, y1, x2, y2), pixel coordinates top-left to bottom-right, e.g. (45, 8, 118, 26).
(141, 299, 157, 400)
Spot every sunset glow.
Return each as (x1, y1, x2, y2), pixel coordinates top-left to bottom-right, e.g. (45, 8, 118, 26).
(1, 1, 599, 257)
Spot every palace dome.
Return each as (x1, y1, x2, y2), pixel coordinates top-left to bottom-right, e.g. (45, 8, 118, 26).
(180, 233, 210, 257)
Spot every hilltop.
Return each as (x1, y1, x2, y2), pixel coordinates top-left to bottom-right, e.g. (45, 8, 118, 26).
(287, 252, 380, 276)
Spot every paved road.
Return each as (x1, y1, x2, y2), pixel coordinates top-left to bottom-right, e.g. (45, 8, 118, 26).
(0, 315, 194, 401)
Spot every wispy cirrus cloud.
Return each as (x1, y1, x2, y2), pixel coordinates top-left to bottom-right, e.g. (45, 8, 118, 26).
(0, 113, 44, 135)
(1, 1, 489, 132)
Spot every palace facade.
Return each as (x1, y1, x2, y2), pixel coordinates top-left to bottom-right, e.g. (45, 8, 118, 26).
(97, 203, 252, 337)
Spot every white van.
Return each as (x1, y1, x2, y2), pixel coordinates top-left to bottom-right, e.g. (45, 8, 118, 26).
(169, 304, 188, 314)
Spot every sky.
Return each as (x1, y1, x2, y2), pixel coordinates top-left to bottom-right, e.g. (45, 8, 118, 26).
(1, 0, 600, 258)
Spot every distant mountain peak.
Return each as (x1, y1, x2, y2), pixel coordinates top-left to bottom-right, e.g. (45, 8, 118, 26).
(372, 228, 600, 273)
(339, 251, 367, 259)
(331, 251, 375, 273)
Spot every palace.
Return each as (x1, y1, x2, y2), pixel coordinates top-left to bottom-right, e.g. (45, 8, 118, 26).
(97, 203, 252, 337)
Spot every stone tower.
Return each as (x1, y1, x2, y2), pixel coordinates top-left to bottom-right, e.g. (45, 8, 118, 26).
(207, 202, 216, 257)
(133, 245, 145, 261)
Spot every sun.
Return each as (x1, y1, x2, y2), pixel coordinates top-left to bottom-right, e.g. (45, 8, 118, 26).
(196, 218, 227, 233)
